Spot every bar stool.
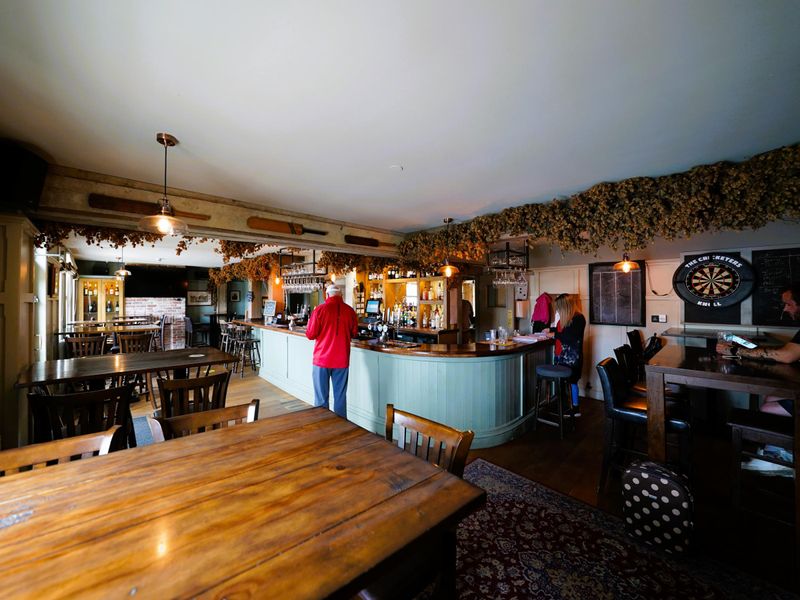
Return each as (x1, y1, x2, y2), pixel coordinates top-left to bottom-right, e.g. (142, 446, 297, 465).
(532, 364, 574, 439)
(232, 337, 261, 378)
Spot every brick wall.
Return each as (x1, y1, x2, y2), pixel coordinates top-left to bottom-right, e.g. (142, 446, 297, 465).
(124, 297, 186, 349)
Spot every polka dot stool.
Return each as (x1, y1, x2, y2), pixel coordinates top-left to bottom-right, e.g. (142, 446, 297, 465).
(622, 460, 694, 554)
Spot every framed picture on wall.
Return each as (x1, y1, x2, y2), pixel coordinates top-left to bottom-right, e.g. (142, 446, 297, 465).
(588, 261, 646, 326)
(187, 291, 212, 306)
(229, 290, 241, 302)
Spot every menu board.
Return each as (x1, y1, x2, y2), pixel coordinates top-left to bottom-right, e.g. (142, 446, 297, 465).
(588, 261, 645, 326)
(752, 247, 800, 326)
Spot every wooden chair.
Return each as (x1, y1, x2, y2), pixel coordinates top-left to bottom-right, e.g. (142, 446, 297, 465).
(27, 385, 135, 451)
(386, 404, 474, 477)
(147, 400, 259, 442)
(118, 332, 153, 353)
(728, 408, 794, 521)
(118, 332, 155, 402)
(156, 370, 232, 418)
(65, 335, 106, 358)
(0, 426, 119, 477)
(358, 406, 475, 600)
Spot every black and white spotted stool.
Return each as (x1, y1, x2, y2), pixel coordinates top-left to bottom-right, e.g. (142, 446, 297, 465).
(621, 460, 694, 554)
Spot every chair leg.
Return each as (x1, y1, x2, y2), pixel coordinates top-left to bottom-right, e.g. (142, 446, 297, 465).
(532, 378, 542, 430)
(731, 427, 743, 511)
(598, 418, 615, 494)
(556, 379, 564, 439)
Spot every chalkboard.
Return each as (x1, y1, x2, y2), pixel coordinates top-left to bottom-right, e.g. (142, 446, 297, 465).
(682, 252, 742, 325)
(589, 261, 645, 326)
(752, 247, 800, 326)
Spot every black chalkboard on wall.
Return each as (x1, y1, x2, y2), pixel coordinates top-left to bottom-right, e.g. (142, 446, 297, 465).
(589, 261, 645, 326)
(752, 247, 800, 326)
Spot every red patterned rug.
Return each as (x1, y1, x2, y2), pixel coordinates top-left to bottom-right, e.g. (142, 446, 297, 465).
(447, 459, 794, 600)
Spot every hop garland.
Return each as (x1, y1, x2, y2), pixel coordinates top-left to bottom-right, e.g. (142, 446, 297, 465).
(398, 144, 800, 265)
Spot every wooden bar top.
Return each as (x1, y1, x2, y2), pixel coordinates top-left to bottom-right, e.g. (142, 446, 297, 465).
(646, 344, 800, 390)
(15, 348, 237, 388)
(0, 409, 485, 599)
(235, 319, 551, 357)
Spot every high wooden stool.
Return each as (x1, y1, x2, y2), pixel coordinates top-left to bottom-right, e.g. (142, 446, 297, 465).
(232, 338, 261, 378)
(533, 364, 575, 439)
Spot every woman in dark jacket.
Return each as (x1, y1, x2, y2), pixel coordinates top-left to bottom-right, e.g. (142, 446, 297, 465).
(544, 293, 586, 413)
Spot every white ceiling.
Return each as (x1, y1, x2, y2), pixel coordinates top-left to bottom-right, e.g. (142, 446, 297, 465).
(65, 234, 228, 268)
(2, 1, 799, 235)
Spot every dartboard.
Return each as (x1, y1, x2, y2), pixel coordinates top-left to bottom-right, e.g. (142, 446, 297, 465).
(673, 254, 755, 309)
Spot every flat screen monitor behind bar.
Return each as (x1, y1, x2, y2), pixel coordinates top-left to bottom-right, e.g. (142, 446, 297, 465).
(366, 299, 381, 315)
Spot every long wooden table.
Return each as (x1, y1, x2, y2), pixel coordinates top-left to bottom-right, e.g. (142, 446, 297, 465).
(0, 409, 485, 598)
(55, 324, 161, 336)
(15, 348, 237, 389)
(645, 345, 800, 570)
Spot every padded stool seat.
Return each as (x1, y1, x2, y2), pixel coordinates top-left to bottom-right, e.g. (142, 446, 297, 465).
(535, 364, 572, 379)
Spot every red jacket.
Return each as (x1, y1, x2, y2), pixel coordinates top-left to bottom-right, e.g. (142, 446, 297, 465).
(305, 295, 358, 368)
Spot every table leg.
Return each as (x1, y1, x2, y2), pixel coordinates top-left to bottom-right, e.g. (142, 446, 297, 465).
(646, 371, 667, 462)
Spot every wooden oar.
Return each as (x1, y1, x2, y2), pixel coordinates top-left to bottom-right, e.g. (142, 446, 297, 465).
(88, 194, 210, 221)
(247, 216, 328, 236)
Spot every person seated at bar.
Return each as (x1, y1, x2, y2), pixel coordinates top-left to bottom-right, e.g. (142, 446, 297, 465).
(543, 293, 586, 415)
(716, 285, 800, 415)
(716, 285, 800, 470)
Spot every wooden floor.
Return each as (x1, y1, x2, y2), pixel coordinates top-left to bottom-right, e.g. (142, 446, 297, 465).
(131, 370, 795, 591)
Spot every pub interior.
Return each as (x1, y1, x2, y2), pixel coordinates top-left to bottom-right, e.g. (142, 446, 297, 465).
(1, 2, 799, 599)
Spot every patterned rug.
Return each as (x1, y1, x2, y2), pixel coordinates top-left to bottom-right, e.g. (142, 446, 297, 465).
(452, 459, 795, 600)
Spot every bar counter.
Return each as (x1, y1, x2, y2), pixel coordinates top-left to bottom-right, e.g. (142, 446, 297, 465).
(235, 319, 553, 448)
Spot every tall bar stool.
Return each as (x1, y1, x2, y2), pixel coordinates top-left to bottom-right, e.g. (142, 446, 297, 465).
(231, 326, 261, 378)
(532, 364, 575, 439)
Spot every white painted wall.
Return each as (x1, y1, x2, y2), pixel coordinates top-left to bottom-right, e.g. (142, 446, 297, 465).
(525, 222, 800, 400)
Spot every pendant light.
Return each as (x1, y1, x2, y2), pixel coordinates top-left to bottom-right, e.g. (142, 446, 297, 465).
(613, 252, 640, 273)
(138, 133, 189, 236)
(438, 217, 460, 278)
(114, 246, 131, 279)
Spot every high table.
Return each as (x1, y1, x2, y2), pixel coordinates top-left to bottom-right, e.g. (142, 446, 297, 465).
(659, 327, 782, 350)
(645, 345, 800, 573)
(16, 348, 237, 389)
(0, 409, 485, 599)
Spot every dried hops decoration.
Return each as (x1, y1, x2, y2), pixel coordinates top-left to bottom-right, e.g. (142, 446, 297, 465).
(34, 143, 800, 276)
(399, 144, 800, 265)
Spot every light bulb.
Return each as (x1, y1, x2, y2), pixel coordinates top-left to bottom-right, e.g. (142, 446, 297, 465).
(156, 216, 173, 235)
(622, 262, 631, 274)
(274, 276, 281, 285)
(444, 265, 453, 278)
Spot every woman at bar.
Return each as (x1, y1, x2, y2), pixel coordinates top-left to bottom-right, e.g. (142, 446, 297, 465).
(544, 293, 586, 415)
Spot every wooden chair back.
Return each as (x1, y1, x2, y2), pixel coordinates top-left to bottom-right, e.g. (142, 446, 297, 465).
(156, 370, 232, 418)
(148, 400, 259, 442)
(65, 335, 106, 358)
(27, 385, 134, 450)
(0, 426, 119, 477)
(385, 404, 474, 478)
(118, 333, 153, 353)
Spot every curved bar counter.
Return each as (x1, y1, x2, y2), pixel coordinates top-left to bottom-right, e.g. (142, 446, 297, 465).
(236, 320, 552, 448)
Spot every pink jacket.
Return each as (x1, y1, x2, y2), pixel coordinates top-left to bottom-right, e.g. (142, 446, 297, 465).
(532, 293, 552, 324)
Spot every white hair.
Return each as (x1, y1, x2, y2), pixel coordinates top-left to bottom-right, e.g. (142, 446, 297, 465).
(326, 284, 341, 296)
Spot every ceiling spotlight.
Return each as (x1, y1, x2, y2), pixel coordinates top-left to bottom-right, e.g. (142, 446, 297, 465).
(138, 133, 189, 236)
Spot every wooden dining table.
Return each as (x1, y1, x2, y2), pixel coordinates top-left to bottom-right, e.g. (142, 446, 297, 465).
(15, 347, 237, 389)
(0, 408, 485, 599)
(645, 344, 800, 571)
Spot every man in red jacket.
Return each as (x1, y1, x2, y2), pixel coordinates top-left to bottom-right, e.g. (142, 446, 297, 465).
(305, 284, 359, 418)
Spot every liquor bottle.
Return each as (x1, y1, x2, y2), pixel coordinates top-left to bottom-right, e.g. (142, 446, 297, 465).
(106, 300, 112, 313)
